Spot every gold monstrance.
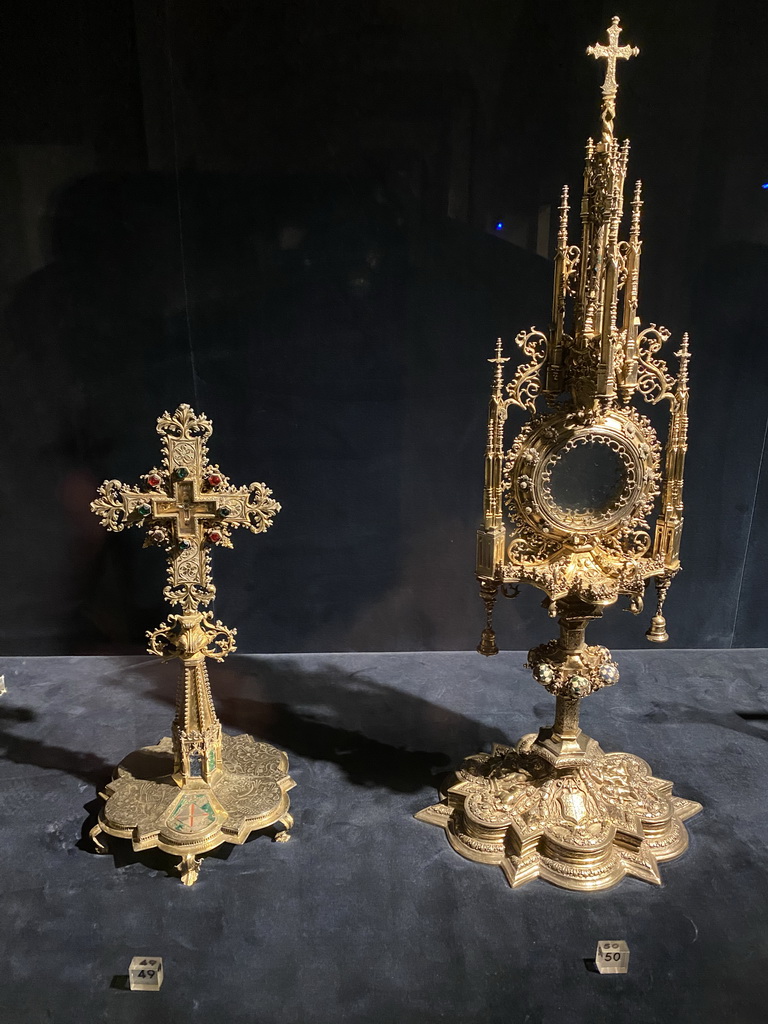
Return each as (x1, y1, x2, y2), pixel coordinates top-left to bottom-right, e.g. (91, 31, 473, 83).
(417, 19, 701, 891)
(90, 404, 295, 885)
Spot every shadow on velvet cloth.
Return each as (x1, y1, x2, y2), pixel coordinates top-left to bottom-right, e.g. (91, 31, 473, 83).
(5, 656, 768, 801)
(105, 654, 510, 794)
(0, 655, 511, 883)
(73, 655, 507, 878)
(0, 657, 502, 794)
(0, 703, 113, 788)
(0, 655, 510, 877)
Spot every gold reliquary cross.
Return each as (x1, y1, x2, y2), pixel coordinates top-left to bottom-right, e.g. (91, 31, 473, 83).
(89, 404, 295, 886)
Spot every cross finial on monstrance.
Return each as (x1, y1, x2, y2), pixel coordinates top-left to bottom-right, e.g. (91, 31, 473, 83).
(587, 16, 639, 140)
(89, 404, 296, 885)
(488, 337, 509, 397)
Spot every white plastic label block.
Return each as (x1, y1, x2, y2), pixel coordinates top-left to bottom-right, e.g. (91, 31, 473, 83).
(128, 957, 164, 991)
(595, 940, 629, 974)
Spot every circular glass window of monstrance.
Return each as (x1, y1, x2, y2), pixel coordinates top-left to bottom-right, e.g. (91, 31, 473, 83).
(538, 433, 641, 533)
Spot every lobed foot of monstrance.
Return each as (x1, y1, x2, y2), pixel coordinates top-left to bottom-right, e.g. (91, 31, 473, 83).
(416, 737, 701, 892)
(92, 734, 296, 884)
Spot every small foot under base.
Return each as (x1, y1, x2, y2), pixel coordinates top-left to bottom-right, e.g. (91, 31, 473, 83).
(179, 853, 202, 886)
(416, 738, 701, 892)
(92, 734, 296, 884)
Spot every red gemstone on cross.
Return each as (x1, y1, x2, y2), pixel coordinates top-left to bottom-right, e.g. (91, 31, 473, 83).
(148, 474, 162, 488)
(207, 474, 222, 487)
(208, 530, 222, 544)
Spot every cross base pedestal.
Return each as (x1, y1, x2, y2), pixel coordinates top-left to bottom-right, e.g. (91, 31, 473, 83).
(416, 737, 701, 892)
(90, 734, 295, 884)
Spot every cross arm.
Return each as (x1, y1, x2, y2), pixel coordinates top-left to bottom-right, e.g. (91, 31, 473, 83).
(91, 479, 153, 532)
(214, 481, 281, 540)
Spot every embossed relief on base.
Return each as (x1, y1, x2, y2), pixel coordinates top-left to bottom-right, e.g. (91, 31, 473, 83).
(100, 734, 295, 864)
(416, 743, 701, 891)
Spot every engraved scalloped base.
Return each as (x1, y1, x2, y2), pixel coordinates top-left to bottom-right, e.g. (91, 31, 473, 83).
(94, 734, 296, 884)
(415, 741, 701, 892)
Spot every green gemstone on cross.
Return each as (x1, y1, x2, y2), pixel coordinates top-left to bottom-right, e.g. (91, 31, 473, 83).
(219, 506, 232, 518)
(178, 539, 192, 551)
(137, 504, 152, 517)
(175, 467, 189, 480)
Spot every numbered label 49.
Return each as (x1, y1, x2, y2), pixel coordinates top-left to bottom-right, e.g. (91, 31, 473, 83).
(128, 956, 164, 991)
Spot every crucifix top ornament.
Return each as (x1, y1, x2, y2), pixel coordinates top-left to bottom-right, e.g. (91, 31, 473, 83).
(587, 16, 639, 141)
(89, 404, 295, 886)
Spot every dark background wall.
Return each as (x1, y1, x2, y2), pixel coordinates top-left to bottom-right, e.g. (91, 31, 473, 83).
(0, 0, 766, 654)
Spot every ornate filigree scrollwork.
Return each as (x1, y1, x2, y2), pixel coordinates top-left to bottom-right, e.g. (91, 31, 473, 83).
(497, 404, 662, 608)
(147, 611, 237, 662)
(157, 404, 213, 442)
(636, 324, 676, 404)
(506, 328, 548, 413)
(91, 480, 144, 531)
(239, 481, 281, 533)
(163, 579, 217, 611)
(564, 246, 581, 295)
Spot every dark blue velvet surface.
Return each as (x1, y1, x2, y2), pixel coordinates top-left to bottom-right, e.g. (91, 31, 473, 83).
(0, 649, 766, 1022)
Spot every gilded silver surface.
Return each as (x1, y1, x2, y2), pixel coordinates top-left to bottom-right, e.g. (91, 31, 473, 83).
(417, 19, 701, 891)
(90, 404, 294, 884)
